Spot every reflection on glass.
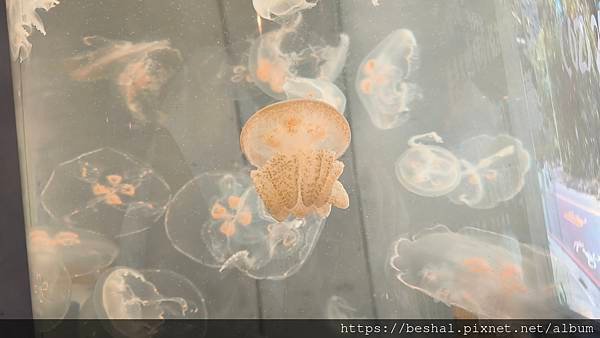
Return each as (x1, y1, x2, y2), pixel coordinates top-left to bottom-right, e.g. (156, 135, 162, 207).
(389, 225, 564, 318)
(355, 29, 421, 130)
(240, 99, 350, 221)
(253, 0, 318, 21)
(325, 295, 361, 319)
(448, 134, 531, 209)
(165, 171, 325, 280)
(41, 148, 171, 238)
(66, 36, 183, 125)
(395, 132, 461, 197)
(6, 0, 60, 61)
(248, 15, 349, 99)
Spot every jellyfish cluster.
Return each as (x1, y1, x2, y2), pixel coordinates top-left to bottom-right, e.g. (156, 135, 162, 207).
(355, 29, 422, 130)
(389, 225, 566, 318)
(41, 148, 172, 238)
(165, 170, 326, 280)
(395, 132, 531, 209)
(28, 227, 118, 320)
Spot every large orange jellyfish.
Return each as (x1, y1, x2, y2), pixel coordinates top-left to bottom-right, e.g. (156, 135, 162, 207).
(240, 99, 351, 221)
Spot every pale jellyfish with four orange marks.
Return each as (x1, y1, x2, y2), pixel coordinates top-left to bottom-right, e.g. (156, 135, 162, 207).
(253, 0, 319, 21)
(447, 134, 531, 209)
(249, 14, 349, 99)
(389, 225, 565, 318)
(165, 171, 326, 280)
(240, 99, 351, 221)
(356, 29, 421, 130)
(66, 36, 182, 124)
(41, 148, 171, 238)
(395, 132, 462, 197)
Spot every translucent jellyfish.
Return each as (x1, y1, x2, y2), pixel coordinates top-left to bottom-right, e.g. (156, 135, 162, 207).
(240, 99, 351, 221)
(41, 148, 171, 238)
(29, 227, 119, 277)
(447, 134, 531, 209)
(395, 132, 462, 197)
(6, 0, 60, 62)
(389, 225, 563, 318)
(283, 77, 346, 114)
(28, 250, 71, 320)
(248, 15, 350, 99)
(355, 29, 422, 130)
(165, 171, 326, 280)
(66, 36, 183, 124)
(93, 267, 206, 320)
(253, 0, 318, 21)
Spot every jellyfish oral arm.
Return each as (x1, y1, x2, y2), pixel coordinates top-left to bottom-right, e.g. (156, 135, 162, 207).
(473, 145, 516, 170)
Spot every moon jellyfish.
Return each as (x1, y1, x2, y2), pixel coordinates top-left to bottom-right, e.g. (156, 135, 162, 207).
(165, 171, 325, 280)
(253, 0, 318, 21)
(41, 148, 171, 238)
(447, 134, 531, 209)
(283, 77, 346, 114)
(6, 0, 60, 61)
(66, 36, 183, 124)
(29, 227, 119, 277)
(355, 29, 421, 130)
(389, 225, 563, 318)
(240, 99, 351, 221)
(93, 267, 206, 320)
(395, 132, 461, 197)
(28, 250, 71, 320)
(249, 15, 349, 99)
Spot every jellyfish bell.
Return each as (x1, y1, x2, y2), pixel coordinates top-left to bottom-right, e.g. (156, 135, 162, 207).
(448, 134, 531, 209)
(240, 99, 351, 221)
(389, 225, 562, 319)
(29, 226, 119, 278)
(283, 77, 346, 114)
(355, 29, 421, 130)
(395, 132, 462, 197)
(165, 170, 325, 280)
(41, 148, 171, 238)
(252, 0, 319, 21)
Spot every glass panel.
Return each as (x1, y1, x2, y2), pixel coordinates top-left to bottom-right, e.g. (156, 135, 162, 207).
(5, 0, 599, 325)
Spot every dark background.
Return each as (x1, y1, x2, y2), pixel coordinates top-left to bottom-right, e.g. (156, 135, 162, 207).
(0, 0, 33, 318)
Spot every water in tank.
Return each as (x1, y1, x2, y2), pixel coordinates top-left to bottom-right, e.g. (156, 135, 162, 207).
(5, 0, 600, 328)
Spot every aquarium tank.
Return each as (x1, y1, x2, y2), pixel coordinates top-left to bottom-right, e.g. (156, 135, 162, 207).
(5, 0, 600, 328)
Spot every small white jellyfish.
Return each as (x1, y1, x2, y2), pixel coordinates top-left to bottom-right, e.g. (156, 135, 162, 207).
(28, 250, 71, 320)
(6, 0, 60, 62)
(240, 99, 351, 221)
(283, 77, 346, 114)
(355, 29, 421, 130)
(253, 0, 318, 21)
(66, 36, 183, 124)
(90, 267, 206, 335)
(165, 170, 325, 280)
(389, 225, 564, 319)
(41, 148, 171, 238)
(395, 132, 462, 197)
(447, 134, 531, 209)
(29, 226, 119, 278)
(249, 15, 350, 99)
